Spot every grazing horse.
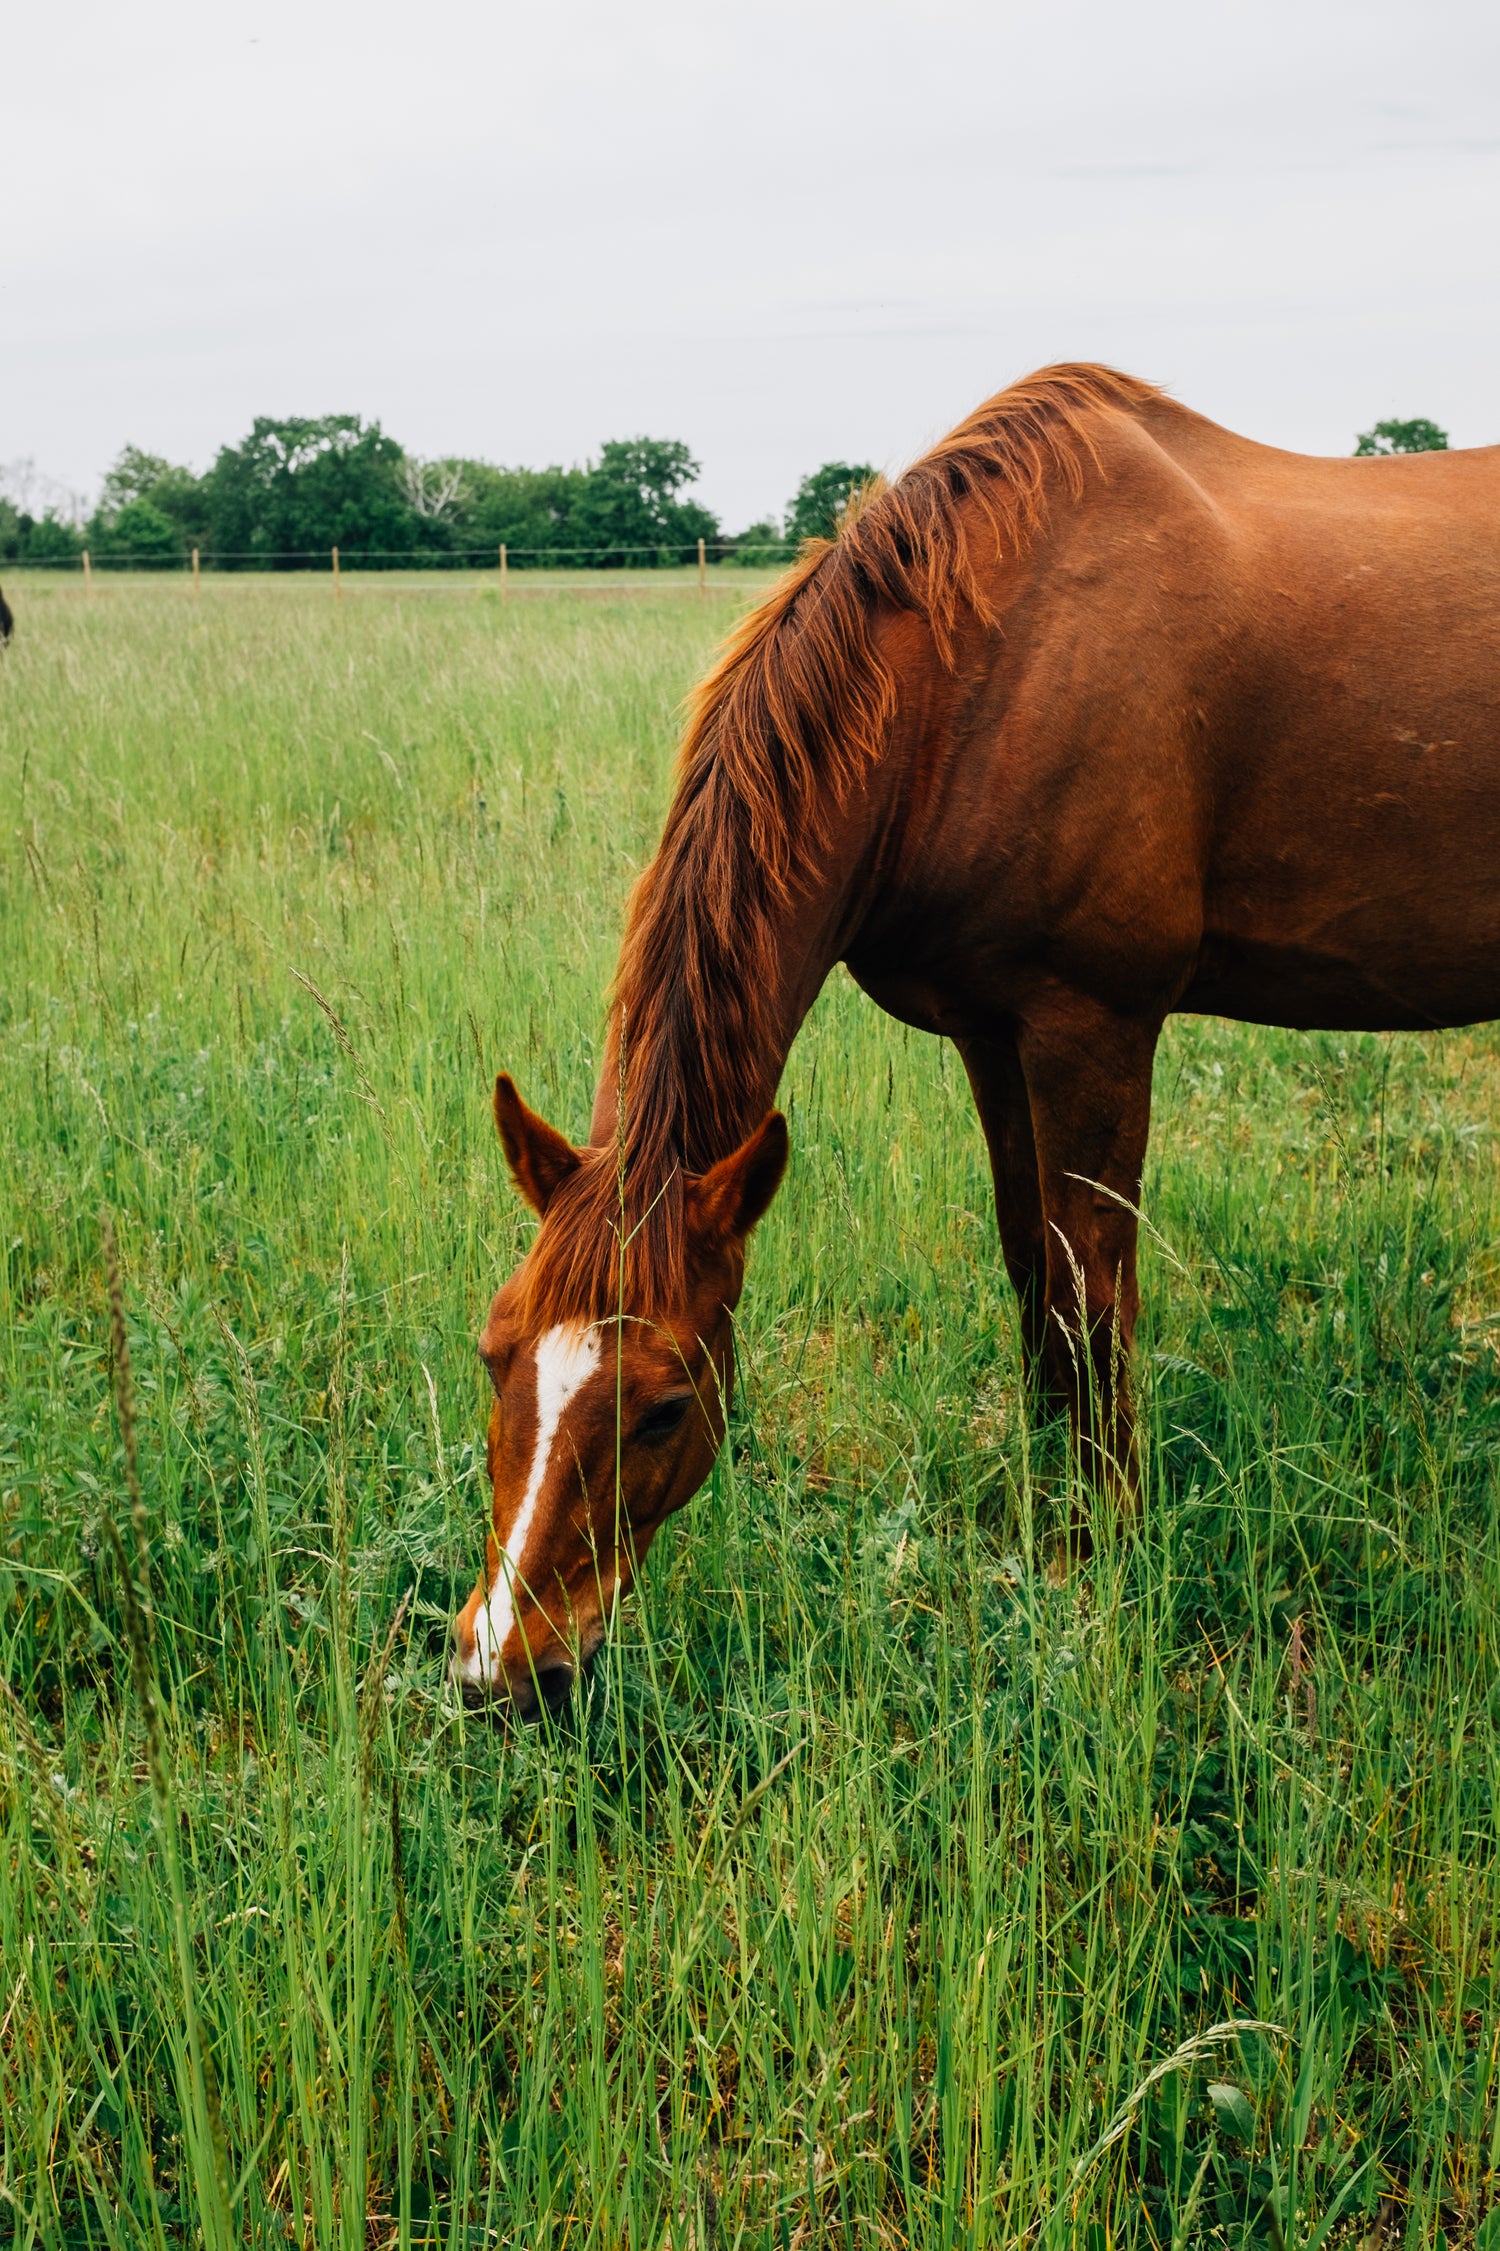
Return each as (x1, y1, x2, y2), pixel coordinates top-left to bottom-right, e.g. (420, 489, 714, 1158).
(453, 362, 1500, 1712)
(0, 586, 12, 644)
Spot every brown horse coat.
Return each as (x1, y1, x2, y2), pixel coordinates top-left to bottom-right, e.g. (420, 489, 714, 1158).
(455, 365, 1500, 1708)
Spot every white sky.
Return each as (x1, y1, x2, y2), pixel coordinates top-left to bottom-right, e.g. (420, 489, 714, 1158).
(4, 0, 1498, 529)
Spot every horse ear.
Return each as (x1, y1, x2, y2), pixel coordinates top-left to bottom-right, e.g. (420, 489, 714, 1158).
(493, 1074, 580, 1215)
(692, 1113, 789, 1246)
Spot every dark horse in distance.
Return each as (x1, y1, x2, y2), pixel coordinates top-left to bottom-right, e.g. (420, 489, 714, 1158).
(452, 363, 1500, 1712)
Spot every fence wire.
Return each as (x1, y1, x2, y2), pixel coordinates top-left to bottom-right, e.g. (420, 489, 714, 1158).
(3, 540, 798, 573)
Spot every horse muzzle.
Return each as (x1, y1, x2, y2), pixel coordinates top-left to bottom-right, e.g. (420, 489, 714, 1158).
(450, 1641, 577, 1719)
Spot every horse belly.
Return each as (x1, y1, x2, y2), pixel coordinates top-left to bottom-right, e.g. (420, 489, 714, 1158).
(1189, 726, 1500, 1032)
(1180, 471, 1500, 1030)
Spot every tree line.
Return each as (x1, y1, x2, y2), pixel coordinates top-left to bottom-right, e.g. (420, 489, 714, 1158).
(0, 417, 879, 571)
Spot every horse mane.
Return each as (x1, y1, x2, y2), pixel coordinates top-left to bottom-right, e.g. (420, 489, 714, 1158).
(519, 363, 1163, 1324)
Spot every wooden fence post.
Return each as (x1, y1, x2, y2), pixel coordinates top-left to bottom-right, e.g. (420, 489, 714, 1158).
(500, 544, 508, 602)
(332, 546, 342, 600)
(82, 549, 92, 591)
(191, 547, 200, 597)
(698, 537, 707, 598)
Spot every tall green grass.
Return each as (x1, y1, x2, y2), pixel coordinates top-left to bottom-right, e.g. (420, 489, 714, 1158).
(2, 571, 1499, 2247)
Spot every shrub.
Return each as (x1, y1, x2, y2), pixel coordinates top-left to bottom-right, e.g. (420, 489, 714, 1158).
(94, 500, 183, 565)
(20, 512, 83, 561)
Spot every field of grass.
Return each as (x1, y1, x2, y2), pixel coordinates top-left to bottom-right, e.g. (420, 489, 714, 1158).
(3, 570, 1500, 2249)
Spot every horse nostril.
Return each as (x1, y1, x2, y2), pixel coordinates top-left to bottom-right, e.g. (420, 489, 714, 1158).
(532, 1664, 575, 1717)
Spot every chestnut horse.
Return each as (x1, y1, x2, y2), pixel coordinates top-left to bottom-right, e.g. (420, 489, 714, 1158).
(453, 362, 1500, 1712)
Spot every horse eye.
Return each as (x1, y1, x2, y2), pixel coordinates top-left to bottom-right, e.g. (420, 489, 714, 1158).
(636, 1394, 692, 1444)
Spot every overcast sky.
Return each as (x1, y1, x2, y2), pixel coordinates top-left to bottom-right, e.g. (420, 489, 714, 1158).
(5, 0, 1498, 528)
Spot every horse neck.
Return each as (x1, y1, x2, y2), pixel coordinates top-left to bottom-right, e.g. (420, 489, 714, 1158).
(586, 778, 887, 1168)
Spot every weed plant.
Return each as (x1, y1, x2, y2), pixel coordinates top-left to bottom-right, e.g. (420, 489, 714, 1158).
(2, 573, 1499, 2246)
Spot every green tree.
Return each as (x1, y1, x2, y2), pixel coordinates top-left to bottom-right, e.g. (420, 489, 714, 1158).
(786, 461, 878, 547)
(453, 463, 588, 561)
(204, 415, 427, 567)
(96, 446, 206, 543)
(567, 438, 719, 565)
(1354, 417, 1449, 456)
(102, 447, 175, 511)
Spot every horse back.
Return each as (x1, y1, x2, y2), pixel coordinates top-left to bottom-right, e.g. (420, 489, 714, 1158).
(884, 407, 1500, 1036)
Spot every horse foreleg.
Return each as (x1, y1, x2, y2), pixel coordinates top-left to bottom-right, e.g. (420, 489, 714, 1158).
(1016, 1002, 1160, 1502)
(955, 1029, 1048, 1382)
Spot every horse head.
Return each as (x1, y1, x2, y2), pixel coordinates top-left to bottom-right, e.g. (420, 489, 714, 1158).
(451, 1075, 787, 1715)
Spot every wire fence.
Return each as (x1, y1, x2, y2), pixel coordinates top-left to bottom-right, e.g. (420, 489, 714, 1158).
(3, 540, 798, 574)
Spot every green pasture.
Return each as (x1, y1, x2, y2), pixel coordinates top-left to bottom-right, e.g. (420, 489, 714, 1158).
(2, 571, 1500, 2248)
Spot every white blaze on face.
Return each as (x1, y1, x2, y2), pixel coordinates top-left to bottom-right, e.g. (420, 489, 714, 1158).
(470, 1321, 601, 1683)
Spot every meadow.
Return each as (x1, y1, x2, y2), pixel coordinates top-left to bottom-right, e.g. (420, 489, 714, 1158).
(2, 569, 1499, 2249)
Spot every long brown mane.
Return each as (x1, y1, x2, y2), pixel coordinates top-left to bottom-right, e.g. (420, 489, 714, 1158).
(520, 363, 1163, 1324)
